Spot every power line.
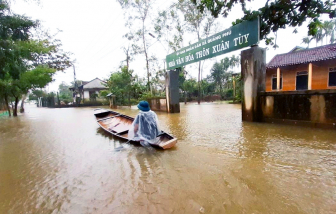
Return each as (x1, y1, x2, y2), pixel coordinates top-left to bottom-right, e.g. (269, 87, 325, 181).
(94, 40, 128, 63)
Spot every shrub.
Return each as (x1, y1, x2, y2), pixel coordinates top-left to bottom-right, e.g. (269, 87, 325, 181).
(223, 89, 233, 100)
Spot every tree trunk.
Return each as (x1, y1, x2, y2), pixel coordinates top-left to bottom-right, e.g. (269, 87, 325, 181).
(185, 92, 187, 104)
(126, 49, 129, 69)
(4, 96, 11, 117)
(128, 92, 131, 107)
(142, 20, 151, 94)
(197, 61, 201, 104)
(13, 97, 19, 117)
(20, 95, 26, 113)
(57, 92, 60, 106)
(219, 84, 223, 100)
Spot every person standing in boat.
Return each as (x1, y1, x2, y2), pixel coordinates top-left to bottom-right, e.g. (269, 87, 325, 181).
(128, 101, 161, 145)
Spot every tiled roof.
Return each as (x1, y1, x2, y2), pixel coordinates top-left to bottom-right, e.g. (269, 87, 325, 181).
(267, 44, 336, 69)
(83, 78, 107, 89)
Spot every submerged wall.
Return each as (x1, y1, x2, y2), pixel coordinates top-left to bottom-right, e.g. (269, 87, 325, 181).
(260, 90, 336, 128)
(147, 98, 167, 112)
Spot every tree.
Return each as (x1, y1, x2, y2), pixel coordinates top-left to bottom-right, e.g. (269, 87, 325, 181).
(0, 79, 12, 116)
(192, 0, 336, 46)
(28, 89, 46, 101)
(313, 26, 324, 47)
(0, 2, 71, 116)
(117, 0, 155, 93)
(182, 78, 198, 101)
(302, 36, 312, 48)
(121, 15, 142, 69)
(106, 66, 136, 106)
(331, 20, 336, 44)
(154, 5, 184, 54)
(151, 68, 166, 96)
(0, 2, 37, 116)
(322, 20, 334, 45)
(176, 0, 218, 104)
(58, 82, 73, 104)
(210, 55, 240, 99)
(17, 65, 57, 113)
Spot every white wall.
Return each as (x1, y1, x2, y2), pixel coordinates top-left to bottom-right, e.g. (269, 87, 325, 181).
(84, 91, 90, 99)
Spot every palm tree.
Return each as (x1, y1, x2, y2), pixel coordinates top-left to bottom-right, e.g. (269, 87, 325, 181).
(330, 20, 336, 44)
(322, 20, 334, 45)
(302, 36, 312, 48)
(313, 28, 324, 47)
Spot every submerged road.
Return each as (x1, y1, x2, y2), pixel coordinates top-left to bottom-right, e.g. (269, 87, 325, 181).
(0, 103, 335, 213)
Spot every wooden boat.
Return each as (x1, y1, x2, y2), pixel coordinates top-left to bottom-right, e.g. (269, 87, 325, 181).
(94, 109, 177, 149)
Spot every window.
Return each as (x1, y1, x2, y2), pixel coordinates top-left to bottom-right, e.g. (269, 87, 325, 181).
(296, 71, 308, 90)
(329, 67, 336, 86)
(272, 74, 282, 90)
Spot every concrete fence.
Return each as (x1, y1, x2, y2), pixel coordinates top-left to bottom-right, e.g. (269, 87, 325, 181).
(147, 97, 167, 112)
(260, 90, 336, 128)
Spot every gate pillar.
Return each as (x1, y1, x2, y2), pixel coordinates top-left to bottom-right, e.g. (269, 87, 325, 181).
(165, 68, 180, 113)
(241, 46, 266, 122)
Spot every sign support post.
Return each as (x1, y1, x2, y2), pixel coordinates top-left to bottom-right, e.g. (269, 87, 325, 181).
(241, 45, 266, 122)
(165, 68, 180, 113)
(164, 17, 262, 115)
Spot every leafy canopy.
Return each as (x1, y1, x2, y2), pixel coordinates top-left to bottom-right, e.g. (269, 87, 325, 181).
(191, 0, 336, 46)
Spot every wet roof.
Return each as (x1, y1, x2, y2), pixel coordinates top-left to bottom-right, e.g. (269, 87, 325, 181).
(82, 78, 107, 89)
(267, 43, 336, 69)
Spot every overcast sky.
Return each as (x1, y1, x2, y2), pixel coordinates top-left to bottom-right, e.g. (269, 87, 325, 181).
(11, 0, 327, 92)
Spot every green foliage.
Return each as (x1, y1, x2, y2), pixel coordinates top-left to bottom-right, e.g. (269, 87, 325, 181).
(302, 20, 336, 47)
(233, 74, 243, 102)
(117, 0, 154, 92)
(223, 89, 233, 99)
(139, 92, 161, 101)
(90, 93, 98, 101)
(0, 1, 71, 116)
(181, 78, 199, 101)
(28, 89, 46, 100)
(58, 81, 72, 103)
(151, 68, 166, 96)
(154, 5, 184, 52)
(192, 0, 336, 47)
(200, 78, 216, 96)
(106, 66, 141, 105)
(210, 55, 240, 99)
(99, 90, 109, 99)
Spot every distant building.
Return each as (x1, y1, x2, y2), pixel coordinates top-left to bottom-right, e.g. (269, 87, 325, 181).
(70, 78, 108, 101)
(266, 44, 336, 91)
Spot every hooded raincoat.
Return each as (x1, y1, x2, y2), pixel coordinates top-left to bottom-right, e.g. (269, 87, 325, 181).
(128, 110, 161, 144)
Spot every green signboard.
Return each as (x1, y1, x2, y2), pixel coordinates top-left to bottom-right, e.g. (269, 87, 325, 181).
(166, 17, 260, 70)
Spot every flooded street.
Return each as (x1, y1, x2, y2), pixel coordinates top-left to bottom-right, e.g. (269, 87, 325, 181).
(0, 103, 336, 213)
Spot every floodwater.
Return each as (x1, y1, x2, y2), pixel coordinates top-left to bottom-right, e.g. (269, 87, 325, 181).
(0, 103, 336, 214)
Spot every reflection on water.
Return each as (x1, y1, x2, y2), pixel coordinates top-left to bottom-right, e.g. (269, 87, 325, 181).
(0, 103, 336, 213)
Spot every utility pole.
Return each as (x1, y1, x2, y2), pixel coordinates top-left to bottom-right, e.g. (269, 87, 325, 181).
(73, 64, 79, 104)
